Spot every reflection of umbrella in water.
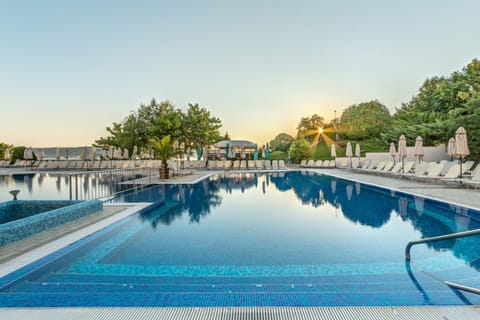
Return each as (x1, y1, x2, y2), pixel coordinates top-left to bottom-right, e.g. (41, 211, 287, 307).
(346, 184, 353, 200)
(414, 136, 424, 164)
(24, 175, 33, 194)
(262, 180, 266, 194)
(331, 180, 337, 194)
(398, 197, 409, 217)
(355, 182, 361, 195)
(37, 174, 44, 185)
(56, 176, 61, 191)
(413, 196, 424, 215)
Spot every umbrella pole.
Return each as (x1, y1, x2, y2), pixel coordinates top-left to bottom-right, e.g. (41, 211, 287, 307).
(460, 157, 463, 180)
(402, 157, 405, 175)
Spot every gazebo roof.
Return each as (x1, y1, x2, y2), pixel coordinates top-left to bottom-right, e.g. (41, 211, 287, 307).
(213, 140, 256, 148)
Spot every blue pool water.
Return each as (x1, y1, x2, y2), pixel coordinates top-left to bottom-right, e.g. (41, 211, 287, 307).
(1, 171, 480, 306)
(0, 172, 144, 201)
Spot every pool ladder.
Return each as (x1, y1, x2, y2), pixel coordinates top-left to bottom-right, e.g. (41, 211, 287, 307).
(405, 228, 480, 295)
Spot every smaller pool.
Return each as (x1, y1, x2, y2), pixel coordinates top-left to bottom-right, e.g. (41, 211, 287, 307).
(0, 200, 75, 225)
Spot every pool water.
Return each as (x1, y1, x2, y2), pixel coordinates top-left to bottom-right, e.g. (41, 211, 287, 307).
(1, 171, 480, 306)
(0, 172, 144, 201)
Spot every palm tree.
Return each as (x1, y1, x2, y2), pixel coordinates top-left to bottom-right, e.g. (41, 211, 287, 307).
(150, 135, 182, 179)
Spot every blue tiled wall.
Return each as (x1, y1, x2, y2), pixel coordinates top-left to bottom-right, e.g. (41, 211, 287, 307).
(0, 200, 103, 246)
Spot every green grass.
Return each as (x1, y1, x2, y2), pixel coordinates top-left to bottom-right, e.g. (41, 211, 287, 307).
(268, 151, 288, 160)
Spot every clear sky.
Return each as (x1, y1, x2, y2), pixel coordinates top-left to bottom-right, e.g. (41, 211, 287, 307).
(1, 0, 479, 147)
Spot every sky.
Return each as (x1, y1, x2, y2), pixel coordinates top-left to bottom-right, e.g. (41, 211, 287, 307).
(1, 0, 479, 147)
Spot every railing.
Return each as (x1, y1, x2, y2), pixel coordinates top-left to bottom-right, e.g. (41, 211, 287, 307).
(67, 167, 156, 201)
(405, 228, 480, 295)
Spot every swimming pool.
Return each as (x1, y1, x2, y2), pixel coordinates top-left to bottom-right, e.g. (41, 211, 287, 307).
(1, 171, 480, 306)
(0, 171, 146, 202)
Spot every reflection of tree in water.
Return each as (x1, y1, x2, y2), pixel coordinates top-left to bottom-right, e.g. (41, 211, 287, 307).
(141, 181, 222, 227)
(337, 182, 393, 228)
(270, 172, 325, 208)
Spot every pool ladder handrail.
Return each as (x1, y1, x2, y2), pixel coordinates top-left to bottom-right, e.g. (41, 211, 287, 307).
(405, 228, 480, 295)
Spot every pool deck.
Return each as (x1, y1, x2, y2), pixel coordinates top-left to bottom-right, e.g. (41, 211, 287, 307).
(1, 167, 480, 319)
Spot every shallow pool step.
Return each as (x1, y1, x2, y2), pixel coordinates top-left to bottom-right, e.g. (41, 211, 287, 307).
(2, 289, 479, 307)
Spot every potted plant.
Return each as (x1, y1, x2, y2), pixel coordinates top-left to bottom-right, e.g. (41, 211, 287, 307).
(150, 135, 181, 179)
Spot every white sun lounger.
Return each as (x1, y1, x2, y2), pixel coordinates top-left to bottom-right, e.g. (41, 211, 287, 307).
(247, 160, 255, 169)
(314, 160, 323, 168)
(233, 160, 240, 169)
(306, 160, 315, 167)
(271, 160, 279, 170)
(279, 160, 286, 169)
(382, 161, 394, 172)
(240, 160, 247, 170)
(224, 160, 232, 170)
(255, 160, 264, 169)
(264, 160, 272, 170)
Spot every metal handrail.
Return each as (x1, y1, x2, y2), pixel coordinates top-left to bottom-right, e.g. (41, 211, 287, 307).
(405, 228, 480, 295)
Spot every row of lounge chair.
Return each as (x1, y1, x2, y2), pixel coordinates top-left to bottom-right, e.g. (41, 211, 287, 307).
(353, 159, 480, 186)
(0, 159, 288, 171)
(207, 160, 287, 170)
(299, 160, 337, 168)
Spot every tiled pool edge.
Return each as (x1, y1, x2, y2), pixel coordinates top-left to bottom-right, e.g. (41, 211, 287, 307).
(0, 200, 102, 246)
(0, 203, 152, 278)
(0, 306, 479, 320)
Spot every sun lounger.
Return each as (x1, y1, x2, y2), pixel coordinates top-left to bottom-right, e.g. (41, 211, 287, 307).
(426, 162, 445, 177)
(247, 160, 255, 169)
(271, 160, 279, 170)
(279, 160, 286, 169)
(382, 161, 394, 172)
(313, 160, 322, 168)
(359, 160, 371, 170)
(224, 160, 232, 170)
(255, 160, 264, 169)
(366, 160, 378, 170)
(442, 164, 461, 178)
(216, 160, 224, 169)
(374, 161, 386, 171)
(240, 160, 247, 170)
(264, 160, 272, 170)
(306, 160, 315, 167)
(439, 161, 455, 176)
(233, 160, 240, 169)
(208, 160, 217, 169)
(328, 160, 336, 168)
(300, 160, 307, 167)
(464, 167, 480, 187)
(351, 158, 360, 169)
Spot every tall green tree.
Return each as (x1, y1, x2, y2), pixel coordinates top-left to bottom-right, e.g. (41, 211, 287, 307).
(296, 114, 325, 139)
(288, 138, 312, 163)
(340, 100, 392, 141)
(270, 133, 294, 152)
(182, 103, 222, 149)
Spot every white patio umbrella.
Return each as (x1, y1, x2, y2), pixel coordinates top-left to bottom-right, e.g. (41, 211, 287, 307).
(38, 149, 45, 160)
(447, 137, 455, 161)
(202, 146, 208, 160)
(131, 145, 138, 160)
(345, 142, 353, 168)
(398, 135, 407, 174)
(91, 146, 97, 161)
(81, 146, 88, 160)
(229, 146, 235, 159)
(330, 143, 336, 158)
(261, 147, 266, 158)
(355, 143, 361, 159)
(389, 142, 396, 164)
(108, 146, 114, 159)
(455, 126, 469, 179)
(4, 148, 10, 160)
(56, 147, 61, 160)
(413, 136, 424, 164)
(123, 148, 129, 160)
(101, 149, 107, 160)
